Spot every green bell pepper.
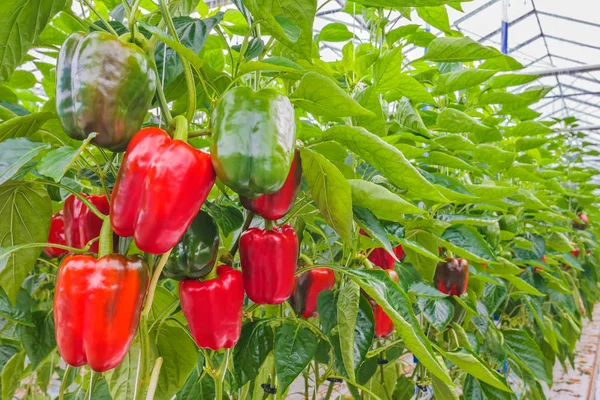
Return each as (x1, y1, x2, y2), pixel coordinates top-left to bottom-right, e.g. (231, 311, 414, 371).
(56, 31, 157, 152)
(478, 222, 500, 249)
(163, 210, 220, 280)
(210, 87, 296, 197)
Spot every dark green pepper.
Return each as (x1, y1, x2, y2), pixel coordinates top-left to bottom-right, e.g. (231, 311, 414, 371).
(56, 31, 157, 152)
(210, 87, 296, 197)
(499, 215, 518, 233)
(163, 211, 219, 280)
(477, 222, 500, 249)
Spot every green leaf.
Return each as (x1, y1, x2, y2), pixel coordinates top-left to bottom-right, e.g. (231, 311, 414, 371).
(275, 321, 318, 393)
(19, 310, 55, 369)
(402, 231, 440, 281)
(349, 179, 425, 220)
(317, 290, 337, 334)
(353, 86, 386, 137)
(424, 37, 501, 62)
(433, 69, 497, 94)
(546, 232, 573, 253)
(486, 73, 539, 89)
(0, 0, 66, 84)
(0, 112, 53, 142)
(434, 134, 475, 151)
(291, 72, 374, 118)
(418, 297, 453, 331)
(437, 108, 501, 143)
(503, 329, 552, 383)
(440, 224, 497, 263)
(0, 138, 49, 185)
(408, 282, 448, 299)
(140, 21, 204, 71)
(299, 147, 354, 244)
(0, 287, 33, 326)
(337, 280, 360, 382)
(372, 47, 403, 94)
(396, 97, 431, 137)
(508, 121, 553, 137)
(479, 54, 523, 71)
(437, 347, 512, 392)
(233, 320, 274, 386)
(105, 340, 139, 400)
(416, 6, 450, 33)
(422, 151, 476, 171)
(0, 181, 51, 302)
(155, 321, 198, 400)
(500, 275, 543, 296)
(1, 350, 25, 400)
(36, 136, 94, 182)
(176, 354, 215, 399)
(325, 126, 445, 202)
(341, 268, 452, 384)
(383, 73, 436, 105)
(318, 22, 353, 42)
(353, 206, 395, 259)
(242, 0, 315, 59)
(202, 201, 243, 237)
(6, 70, 36, 89)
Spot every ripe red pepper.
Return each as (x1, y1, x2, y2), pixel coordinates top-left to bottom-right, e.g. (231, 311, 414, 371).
(240, 224, 298, 304)
(290, 267, 335, 318)
(110, 125, 216, 254)
(240, 150, 302, 220)
(179, 265, 244, 350)
(44, 212, 67, 258)
(63, 194, 110, 253)
(434, 258, 469, 296)
(54, 254, 149, 372)
(372, 270, 398, 338)
(573, 213, 589, 230)
(367, 245, 405, 270)
(572, 248, 580, 257)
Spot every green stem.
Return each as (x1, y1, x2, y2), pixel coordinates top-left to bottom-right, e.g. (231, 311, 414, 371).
(230, 211, 255, 257)
(98, 218, 114, 257)
(214, 348, 231, 400)
(59, 365, 71, 400)
(135, 315, 150, 400)
(264, 219, 274, 230)
(1, 240, 99, 261)
(142, 250, 173, 317)
(87, 370, 94, 400)
(299, 253, 313, 266)
(171, 115, 189, 141)
(81, 0, 119, 36)
(323, 382, 333, 400)
(145, 357, 163, 400)
(150, 57, 173, 126)
(158, 0, 196, 122)
(188, 128, 211, 138)
(37, 180, 107, 220)
(129, 0, 143, 41)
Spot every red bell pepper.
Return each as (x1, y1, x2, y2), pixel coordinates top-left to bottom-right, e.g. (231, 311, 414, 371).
(239, 150, 301, 220)
(372, 269, 398, 338)
(54, 254, 149, 372)
(63, 194, 110, 253)
(360, 230, 405, 270)
(434, 258, 469, 296)
(44, 212, 67, 258)
(240, 224, 298, 304)
(179, 265, 244, 350)
(290, 267, 335, 318)
(573, 213, 589, 230)
(572, 248, 580, 257)
(110, 125, 216, 254)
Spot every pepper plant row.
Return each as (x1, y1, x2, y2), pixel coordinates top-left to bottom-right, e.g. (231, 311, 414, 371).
(0, 0, 598, 399)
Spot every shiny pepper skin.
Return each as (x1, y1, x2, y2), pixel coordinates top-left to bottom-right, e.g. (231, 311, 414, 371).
(240, 225, 298, 304)
(110, 127, 216, 254)
(44, 212, 67, 258)
(240, 149, 302, 220)
(434, 258, 469, 296)
(368, 245, 405, 270)
(163, 210, 219, 280)
(179, 266, 244, 350)
(54, 254, 149, 372)
(56, 32, 156, 152)
(211, 87, 296, 197)
(289, 268, 335, 318)
(63, 194, 110, 254)
(372, 270, 398, 338)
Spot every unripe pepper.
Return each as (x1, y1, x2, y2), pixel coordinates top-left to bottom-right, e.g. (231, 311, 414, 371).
(110, 120, 216, 254)
(240, 224, 298, 304)
(44, 212, 67, 258)
(211, 87, 296, 197)
(163, 211, 219, 280)
(434, 258, 469, 296)
(240, 150, 302, 220)
(179, 266, 244, 350)
(54, 254, 149, 372)
(289, 267, 335, 318)
(499, 215, 518, 233)
(372, 270, 398, 338)
(63, 194, 110, 253)
(56, 31, 156, 152)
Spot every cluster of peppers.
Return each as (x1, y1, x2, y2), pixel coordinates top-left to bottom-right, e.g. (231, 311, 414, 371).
(47, 29, 473, 373)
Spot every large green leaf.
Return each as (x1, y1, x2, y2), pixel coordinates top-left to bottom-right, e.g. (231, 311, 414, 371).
(336, 280, 360, 382)
(348, 179, 425, 219)
(291, 72, 374, 118)
(233, 320, 274, 387)
(503, 329, 552, 383)
(354, 206, 395, 258)
(418, 297, 453, 331)
(1, 350, 25, 400)
(176, 354, 215, 399)
(437, 108, 501, 143)
(439, 224, 497, 263)
(384, 73, 436, 105)
(424, 37, 501, 62)
(19, 310, 55, 369)
(325, 126, 445, 202)
(0, 0, 66, 84)
(372, 47, 403, 94)
(274, 321, 318, 393)
(0, 112, 53, 142)
(0, 181, 51, 302)
(0, 138, 49, 185)
(417, 6, 450, 33)
(433, 69, 497, 94)
(299, 147, 354, 244)
(395, 97, 431, 137)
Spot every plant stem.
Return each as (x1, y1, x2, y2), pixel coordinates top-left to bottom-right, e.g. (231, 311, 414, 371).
(150, 57, 173, 126)
(59, 365, 71, 400)
(81, 0, 119, 36)
(129, 0, 143, 41)
(145, 357, 163, 400)
(1, 240, 99, 261)
(323, 382, 333, 400)
(230, 211, 255, 257)
(188, 128, 212, 138)
(98, 218, 114, 257)
(142, 250, 173, 317)
(171, 115, 189, 141)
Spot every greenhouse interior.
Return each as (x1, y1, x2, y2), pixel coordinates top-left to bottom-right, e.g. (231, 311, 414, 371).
(1, 0, 600, 398)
